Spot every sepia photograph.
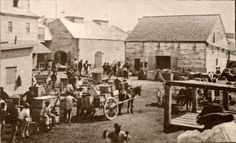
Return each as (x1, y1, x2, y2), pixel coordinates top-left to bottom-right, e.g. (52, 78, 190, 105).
(0, 0, 235, 142)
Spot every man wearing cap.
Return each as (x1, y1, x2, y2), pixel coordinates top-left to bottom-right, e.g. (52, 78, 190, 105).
(178, 103, 236, 142)
(19, 103, 31, 138)
(103, 123, 130, 143)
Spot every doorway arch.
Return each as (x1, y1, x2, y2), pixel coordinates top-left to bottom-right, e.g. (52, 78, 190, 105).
(54, 51, 67, 65)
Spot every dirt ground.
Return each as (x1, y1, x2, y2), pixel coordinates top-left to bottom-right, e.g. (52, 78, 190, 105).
(4, 77, 183, 143)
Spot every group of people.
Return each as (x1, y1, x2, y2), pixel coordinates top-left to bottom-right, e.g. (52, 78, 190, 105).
(103, 62, 130, 79)
(71, 59, 90, 76)
(0, 85, 63, 143)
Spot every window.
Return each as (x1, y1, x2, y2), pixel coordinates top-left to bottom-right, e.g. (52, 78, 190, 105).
(13, 0, 19, 7)
(213, 33, 215, 43)
(6, 67, 17, 84)
(145, 62, 148, 68)
(26, 23, 30, 33)
(8, 21, 13, 32)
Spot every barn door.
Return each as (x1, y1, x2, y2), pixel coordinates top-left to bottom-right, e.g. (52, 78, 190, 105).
(156, 56, 171, 69)
(135, 58, 141, 71)
(94, 51, 102, 68)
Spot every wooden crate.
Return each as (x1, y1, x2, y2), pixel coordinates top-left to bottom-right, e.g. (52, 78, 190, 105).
(99, 85, 112, 93)
(31, 96, 59, 109)
(94, 96, 106, 108)
(33, 86, 46, 97)
(81, 96, 94, 109)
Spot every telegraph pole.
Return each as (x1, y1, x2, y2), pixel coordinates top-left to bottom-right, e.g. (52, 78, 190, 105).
(55, 0, 57, 18)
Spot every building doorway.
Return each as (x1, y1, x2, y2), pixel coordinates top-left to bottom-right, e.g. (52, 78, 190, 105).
(135, 58, 141, 71)
(94, 51, 103, 68)
(54, 51, 67, 65)
(156, 56, 171, 69)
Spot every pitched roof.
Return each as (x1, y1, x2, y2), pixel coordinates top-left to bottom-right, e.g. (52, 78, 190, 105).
(0, 40, 51, 53)
(57, 18, 127, 40)
(126, 14, 221, 42)
(0, 7, 39, 18)
(38, 23, 53, 41)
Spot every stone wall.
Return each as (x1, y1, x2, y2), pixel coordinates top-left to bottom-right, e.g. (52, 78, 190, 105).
(125, 42, 207, 73)
(79, 39, 125, 66)
(47, 19, 79, 61)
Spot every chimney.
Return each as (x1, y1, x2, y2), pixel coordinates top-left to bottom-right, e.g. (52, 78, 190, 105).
(65, 16, 84, 23)
(93, 19, 109, 27)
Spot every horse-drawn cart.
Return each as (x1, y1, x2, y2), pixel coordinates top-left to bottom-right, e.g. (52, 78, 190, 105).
(78, 84, 120, 120)
(78, 81, 141, 120)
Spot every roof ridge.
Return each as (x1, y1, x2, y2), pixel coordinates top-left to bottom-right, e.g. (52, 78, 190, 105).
(142, 14, 220, 18)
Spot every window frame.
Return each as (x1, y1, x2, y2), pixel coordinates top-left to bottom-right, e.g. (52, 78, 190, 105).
(8, 21, 13, 33)
(26, 23, 30, 34)
(6, 67, 17, 85)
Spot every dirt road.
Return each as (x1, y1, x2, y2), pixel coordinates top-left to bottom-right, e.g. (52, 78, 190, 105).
(18, 77, 182, 143)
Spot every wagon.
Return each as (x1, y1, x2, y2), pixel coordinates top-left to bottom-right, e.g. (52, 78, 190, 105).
(78, 82, 135, 120)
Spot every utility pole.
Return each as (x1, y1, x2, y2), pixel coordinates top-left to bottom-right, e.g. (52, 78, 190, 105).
(27, 0, 30, 12)
(55, 0, 57, 18)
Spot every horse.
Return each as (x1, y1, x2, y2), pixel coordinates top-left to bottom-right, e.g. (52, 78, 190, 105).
(118, 86, 142, 114)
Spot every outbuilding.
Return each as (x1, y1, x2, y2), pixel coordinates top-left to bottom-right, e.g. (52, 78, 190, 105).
(47, 16, 128, 67)
(125, 14, 229, 73)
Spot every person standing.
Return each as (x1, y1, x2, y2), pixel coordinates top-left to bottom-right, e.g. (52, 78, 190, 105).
(78, 60, 83, 75)
(21, 87, 34, 105)
(123, 63, 130, 79)
(0, 87, 9, 102)
(0, 101, 6, 143)
(103, 62, 107, 75)
(112, 63, 117, 76)
(19, 103, 31, 138)
(64, 92, 77, 125)
(51, 71, 57, 89)
(103, 123, 130, 143)
(83, 61, 89, 75)
(10, 102, 20, 143)
(73, 58, 79, 72)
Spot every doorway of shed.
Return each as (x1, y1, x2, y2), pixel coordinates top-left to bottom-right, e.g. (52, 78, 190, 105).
(156, 56, 171, 69)
(54, 51, 68, 65)
(135, 58, 141, 71)
(94, 51, 103, 68)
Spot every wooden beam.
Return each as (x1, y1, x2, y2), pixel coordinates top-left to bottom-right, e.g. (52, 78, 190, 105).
(223, 90, 229, 110)
(192, 88, 198, 113)
(164, 85, 172, 133)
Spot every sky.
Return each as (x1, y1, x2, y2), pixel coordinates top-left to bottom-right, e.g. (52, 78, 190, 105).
(29, 0, 235, 33)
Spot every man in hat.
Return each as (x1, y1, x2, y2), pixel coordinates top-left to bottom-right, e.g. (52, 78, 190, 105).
(178, 103, 236, 142)
(103, 123, 130, 143)
(19, 103, 31, 138)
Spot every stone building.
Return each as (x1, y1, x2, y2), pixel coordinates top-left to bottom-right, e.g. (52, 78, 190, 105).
(47, 16, 128, 67)
(0, 0, 51, 94)
(125, 14, 229, 73)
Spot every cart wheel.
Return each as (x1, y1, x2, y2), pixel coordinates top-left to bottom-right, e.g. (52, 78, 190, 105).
(103, 97, 118, 120)
(156, 88, 164, 107)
